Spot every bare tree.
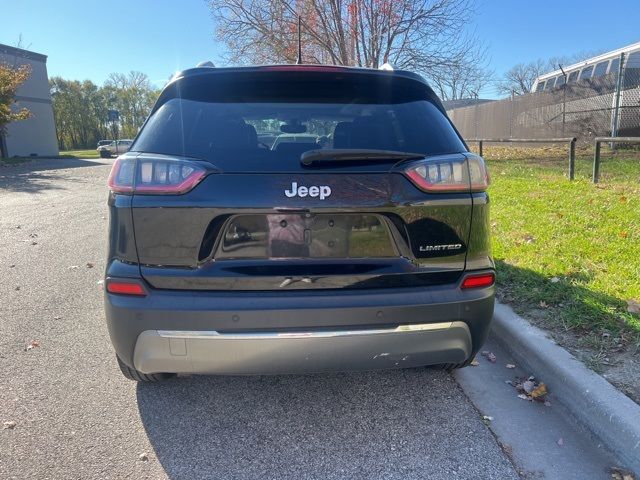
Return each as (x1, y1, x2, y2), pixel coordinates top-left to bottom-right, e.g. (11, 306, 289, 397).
(209, 0, 487, 85)
(429, 57, 494, 101)
(496, 50, 605, 97)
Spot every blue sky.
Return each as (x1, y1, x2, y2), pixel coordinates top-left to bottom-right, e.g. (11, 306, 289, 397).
(2, 0, 639, 97)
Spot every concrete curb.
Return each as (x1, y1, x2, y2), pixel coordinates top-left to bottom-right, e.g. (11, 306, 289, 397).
(491, 302, 640, 474)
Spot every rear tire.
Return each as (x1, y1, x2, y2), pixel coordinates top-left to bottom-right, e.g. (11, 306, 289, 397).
(99, 150, 111, 158)
(116, 355, 174, 382)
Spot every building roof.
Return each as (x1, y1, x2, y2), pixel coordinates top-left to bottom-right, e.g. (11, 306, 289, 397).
(537, 40, 640, 81)
(0, 43, 48, 63)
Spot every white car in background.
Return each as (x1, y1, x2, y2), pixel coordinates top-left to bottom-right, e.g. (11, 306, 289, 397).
(97, 139, 133, 158)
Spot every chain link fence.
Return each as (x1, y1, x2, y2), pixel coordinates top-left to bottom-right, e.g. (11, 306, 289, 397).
(447, 58, 640, 143)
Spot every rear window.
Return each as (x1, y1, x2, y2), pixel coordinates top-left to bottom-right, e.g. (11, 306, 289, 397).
(132, 71, 466, 172)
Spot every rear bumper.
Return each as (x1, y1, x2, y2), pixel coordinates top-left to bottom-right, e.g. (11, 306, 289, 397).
(133, 322, 471, 375)
(105, 273, 494, 374)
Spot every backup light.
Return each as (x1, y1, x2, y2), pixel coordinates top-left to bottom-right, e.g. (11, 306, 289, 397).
(107, 156, 207, 195)
(404, 155, 489, 193)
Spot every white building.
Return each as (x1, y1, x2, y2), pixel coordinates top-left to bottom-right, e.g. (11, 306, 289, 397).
(0, 43, 58, 158)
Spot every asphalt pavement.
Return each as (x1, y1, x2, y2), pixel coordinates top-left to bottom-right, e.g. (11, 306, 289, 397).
(0, 158, 620, 479)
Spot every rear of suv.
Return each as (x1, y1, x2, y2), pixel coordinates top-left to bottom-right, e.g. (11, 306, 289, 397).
(104, 65, 494, 381)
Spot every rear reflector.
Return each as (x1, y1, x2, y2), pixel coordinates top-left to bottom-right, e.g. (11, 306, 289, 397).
(106, 280, 146, 296)
(461, 273, 495, 289)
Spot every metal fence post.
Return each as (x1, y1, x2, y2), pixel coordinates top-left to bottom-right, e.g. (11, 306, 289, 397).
(479, 140, 483, 157)
(593, 140, 601, 183)
(569, 138, 576, 180)
(611, 52, 625, 149)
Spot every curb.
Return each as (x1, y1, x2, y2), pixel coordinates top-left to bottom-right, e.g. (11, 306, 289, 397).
(491, 302, 640, 474)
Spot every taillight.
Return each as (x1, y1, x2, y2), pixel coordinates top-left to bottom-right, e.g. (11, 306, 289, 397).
(107, 156, 208, 195)
(404, 155, 489, 192)
(105, 279, 146, 296)
(461, 272, 495, 289)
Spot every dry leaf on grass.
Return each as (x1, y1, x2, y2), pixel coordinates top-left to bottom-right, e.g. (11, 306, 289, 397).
(627, 300, 640, 315)
(550, 277, 560, 283)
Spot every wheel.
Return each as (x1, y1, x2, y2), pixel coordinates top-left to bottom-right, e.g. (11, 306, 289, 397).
(99, 150, 111, 158)
(116, 355, 174, 382)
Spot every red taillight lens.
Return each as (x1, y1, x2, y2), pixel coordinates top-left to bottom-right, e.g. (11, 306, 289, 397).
(461, 272, 495, 289)
(404, 155, 489, 192)
(106, 280, 146, 296)
(107, 156, 207, 195)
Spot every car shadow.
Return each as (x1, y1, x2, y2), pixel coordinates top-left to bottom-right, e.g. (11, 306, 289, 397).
(0, 158, 106, 193)
(136, 368, 505, 479)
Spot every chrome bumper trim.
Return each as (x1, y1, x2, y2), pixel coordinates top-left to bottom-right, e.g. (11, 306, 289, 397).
(157, 322, 454, 340)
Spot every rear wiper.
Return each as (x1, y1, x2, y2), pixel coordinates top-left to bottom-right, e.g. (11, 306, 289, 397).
(300, 149, 425, 166)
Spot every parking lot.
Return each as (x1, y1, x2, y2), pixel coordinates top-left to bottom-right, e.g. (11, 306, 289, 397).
(0, 158, 623, 479)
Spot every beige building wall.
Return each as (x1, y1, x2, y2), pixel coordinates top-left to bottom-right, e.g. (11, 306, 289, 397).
(0, 44, 59, 157)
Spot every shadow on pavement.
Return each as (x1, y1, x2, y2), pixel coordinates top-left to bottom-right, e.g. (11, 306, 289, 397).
(0, 158, 106, 193)
(137, 368, 517, 480)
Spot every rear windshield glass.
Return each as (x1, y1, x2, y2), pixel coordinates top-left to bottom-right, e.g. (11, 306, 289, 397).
(132, 72, 465, 172)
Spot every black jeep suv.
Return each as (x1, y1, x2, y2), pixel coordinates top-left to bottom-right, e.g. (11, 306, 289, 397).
(104, 65, 494, 381)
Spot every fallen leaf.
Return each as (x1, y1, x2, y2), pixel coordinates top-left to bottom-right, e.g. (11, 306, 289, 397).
(9, 264, 15, 268)
(517, 394, 530, 401)
(68, 265, 79, 270)
(524, 234, 535, 244)
(530, 383, 548, 399)
(522, 380, 536, 394)
(619, 231, 628, 239)
(96, 279, 104, 285)
(470, 358, 480, 366)
(619, 196, 627, 203)
(505, 364, 516, 369)
(550, 277, 560, 283)
(544, 400, 552, 407)
(3, 421, 16, 430)
(610, 467, 635, 480)
(557, 437, 564, 446)
(481, 351, 497, 363)
(53, 316, 61, 320)
(539, 301, 548, 308)
(139, 453, 149, 462)
(24, 340, 40, 351)
(14, 286, 20, 291)
(86, 262, 94, 268)
(482, 415, 494, 424)
(627, 300, 640, 315)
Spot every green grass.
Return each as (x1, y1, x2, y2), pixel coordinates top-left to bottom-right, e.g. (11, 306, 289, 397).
(0, 149, 100, 165)
(59, 149, 100, 159)
(484, 145, 640, 348)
